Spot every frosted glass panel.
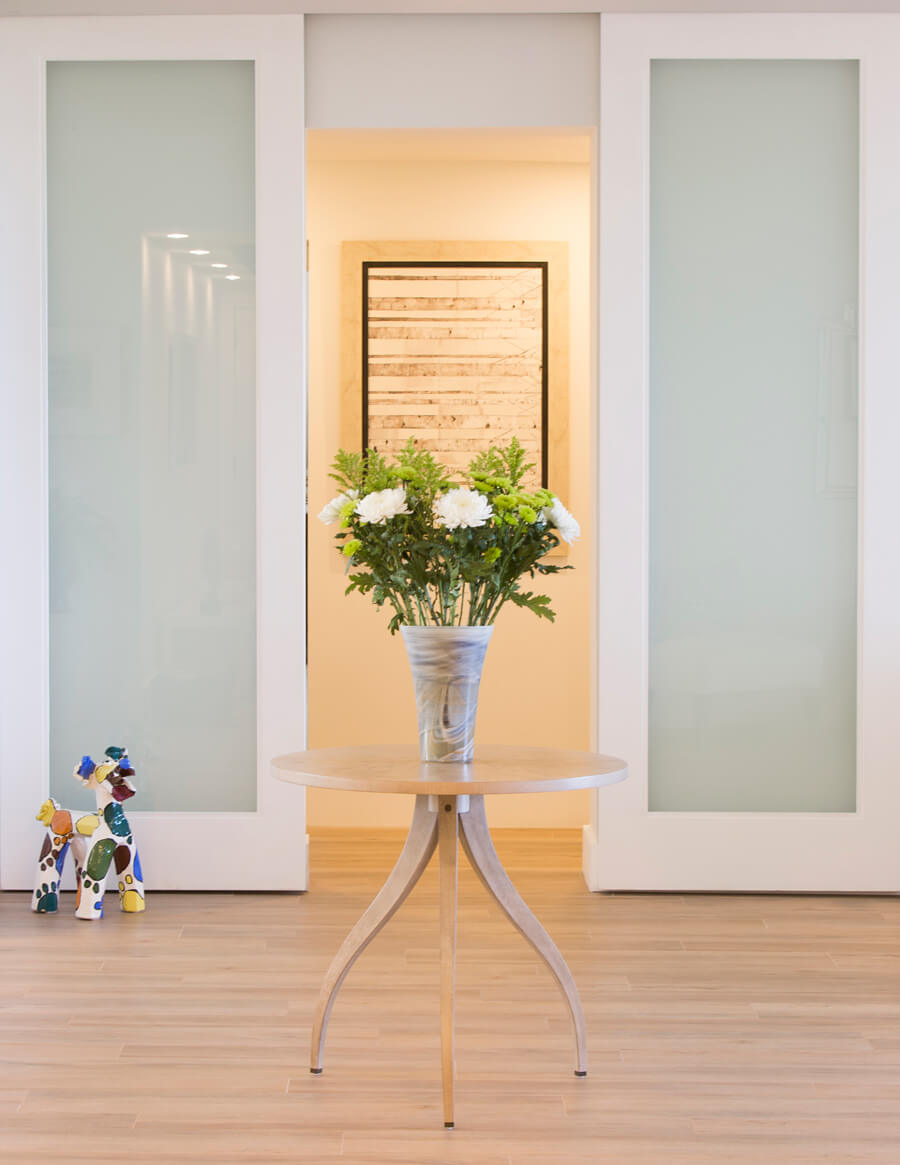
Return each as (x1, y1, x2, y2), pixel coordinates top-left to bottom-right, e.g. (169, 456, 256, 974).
(48, 62, 257, 812)
(649, 61, 858, 812)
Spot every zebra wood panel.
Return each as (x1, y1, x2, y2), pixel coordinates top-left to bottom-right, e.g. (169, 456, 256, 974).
(364, 263, 545, 486)
(340, 241, 570, 509)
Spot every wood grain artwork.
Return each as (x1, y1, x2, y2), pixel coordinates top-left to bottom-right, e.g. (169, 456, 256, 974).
(341, 242, 569, 504)
(364, 262, 546, 487)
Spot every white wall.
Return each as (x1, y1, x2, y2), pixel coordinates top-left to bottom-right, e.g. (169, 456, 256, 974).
(305, 15, 600, 128)
(307, 151, 593, 828)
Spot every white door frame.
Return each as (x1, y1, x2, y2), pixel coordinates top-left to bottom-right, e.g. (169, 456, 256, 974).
(586, 14, 900, 892)
(0, 15, 308, 890)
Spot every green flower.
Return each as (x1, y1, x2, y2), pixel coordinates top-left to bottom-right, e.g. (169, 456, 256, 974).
(342, 538, 362, 558)
(517, 505, 537, 523)
(339, 500, 356, 528)
(482, 547, 502, 564)
(493, 495, 517, 511)
(392, 466, 418, 482)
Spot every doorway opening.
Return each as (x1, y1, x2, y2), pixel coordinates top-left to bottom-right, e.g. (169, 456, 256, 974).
(305, 128, 593, 831)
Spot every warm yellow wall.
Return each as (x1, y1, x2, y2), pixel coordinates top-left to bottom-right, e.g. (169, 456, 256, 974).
(307, 156, 592, 828)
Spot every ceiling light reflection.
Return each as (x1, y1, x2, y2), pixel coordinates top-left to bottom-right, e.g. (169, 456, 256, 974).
(167, 233, 189, 239)
(189, 249, 210, 255)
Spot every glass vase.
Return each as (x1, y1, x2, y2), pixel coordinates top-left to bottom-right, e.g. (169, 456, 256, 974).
(400, 626, 493, 762)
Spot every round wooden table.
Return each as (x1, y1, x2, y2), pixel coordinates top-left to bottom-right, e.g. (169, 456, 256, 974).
(272, 744, 628, 1128)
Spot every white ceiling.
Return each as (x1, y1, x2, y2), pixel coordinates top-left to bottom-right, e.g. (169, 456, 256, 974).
(1, 1, 897, 14)
(307, 128, 592, 164)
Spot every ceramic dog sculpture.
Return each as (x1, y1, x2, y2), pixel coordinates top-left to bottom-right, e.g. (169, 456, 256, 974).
(33, 746, 145, 920)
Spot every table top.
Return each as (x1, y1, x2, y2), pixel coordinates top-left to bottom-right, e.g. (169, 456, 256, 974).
(272, 744, 628, 796)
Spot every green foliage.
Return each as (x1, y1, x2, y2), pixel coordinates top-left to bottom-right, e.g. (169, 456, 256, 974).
(328, 448, 365, 493)
(324, 438, 574, 632)
(392, 439, 453, 495)
(468, 435, 532, 489)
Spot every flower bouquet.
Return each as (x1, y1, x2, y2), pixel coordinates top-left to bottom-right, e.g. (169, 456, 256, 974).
(319, 436, 579, 632)
(318, 437, 580, 761)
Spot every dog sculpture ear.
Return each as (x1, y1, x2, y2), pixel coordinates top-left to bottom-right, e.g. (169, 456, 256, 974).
(75, 756, 96, 784)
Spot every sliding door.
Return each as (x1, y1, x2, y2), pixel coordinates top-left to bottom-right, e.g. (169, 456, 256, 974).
(588, 15, 900, 890)
(0, 17, 307, 889)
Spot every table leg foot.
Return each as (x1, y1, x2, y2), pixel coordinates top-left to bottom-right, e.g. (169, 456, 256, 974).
(309, 795, 439, 1073)
(444, 1122, 455, 1129)
(458, 794, 588, 1075)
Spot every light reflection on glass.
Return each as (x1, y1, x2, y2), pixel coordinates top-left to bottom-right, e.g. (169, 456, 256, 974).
(47, 61, 257, 813)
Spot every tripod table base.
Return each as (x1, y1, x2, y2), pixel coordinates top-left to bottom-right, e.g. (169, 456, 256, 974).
(308, 793, 589, 1128)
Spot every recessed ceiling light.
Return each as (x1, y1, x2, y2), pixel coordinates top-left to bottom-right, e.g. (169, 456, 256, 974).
(167, 233, 189, 239)
(210, 263, 228, 269)
(189, 249, 210, 255)
(225, 274, 240, 281)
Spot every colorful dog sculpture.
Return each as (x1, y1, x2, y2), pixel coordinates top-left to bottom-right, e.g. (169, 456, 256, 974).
(33, 746, 145, 920)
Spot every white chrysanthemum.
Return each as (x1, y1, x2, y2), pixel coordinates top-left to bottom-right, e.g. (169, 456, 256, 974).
(433, 488, 494, 530)
(317, 489, 358, 526)
(355, 487, 410, 525)
(542, 497, 581, 544)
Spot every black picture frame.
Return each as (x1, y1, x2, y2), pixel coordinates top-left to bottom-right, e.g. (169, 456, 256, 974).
(361, 260, 550, 488)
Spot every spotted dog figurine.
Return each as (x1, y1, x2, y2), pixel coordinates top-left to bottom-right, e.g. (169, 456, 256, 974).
(33, 746, 145, 920)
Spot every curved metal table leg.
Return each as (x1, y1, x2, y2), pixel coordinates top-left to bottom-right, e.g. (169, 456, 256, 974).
(310, 794, 438, 1073)
(458, 794, 588, 1076)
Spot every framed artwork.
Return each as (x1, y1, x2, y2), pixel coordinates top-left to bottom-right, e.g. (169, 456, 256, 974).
(341, 241, 569, 498)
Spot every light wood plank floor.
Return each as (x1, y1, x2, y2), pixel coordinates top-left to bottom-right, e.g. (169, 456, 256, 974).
(2, 829, 899, 1163)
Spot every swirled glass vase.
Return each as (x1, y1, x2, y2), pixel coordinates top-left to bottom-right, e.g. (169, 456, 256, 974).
(400, 626, 494, 762)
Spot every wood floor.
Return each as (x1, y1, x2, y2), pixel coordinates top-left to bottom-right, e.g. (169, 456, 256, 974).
(2, 828, 899, 1163)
